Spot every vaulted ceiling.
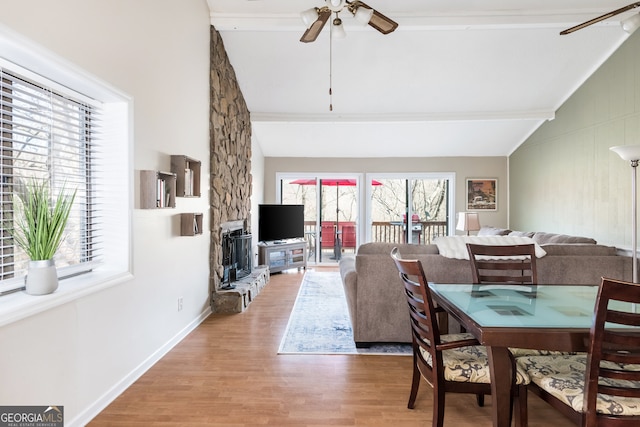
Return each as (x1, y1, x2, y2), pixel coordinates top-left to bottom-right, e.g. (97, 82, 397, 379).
(206, 1, 635, 157)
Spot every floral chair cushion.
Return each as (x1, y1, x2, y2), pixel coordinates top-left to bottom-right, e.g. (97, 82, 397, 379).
(420, 333, 530, 385)
(509, 348, 580, 357)
(517, 354, 640, 416)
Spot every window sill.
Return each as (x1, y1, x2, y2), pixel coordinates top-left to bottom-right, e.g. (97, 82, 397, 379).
(0, 269, 133, 327)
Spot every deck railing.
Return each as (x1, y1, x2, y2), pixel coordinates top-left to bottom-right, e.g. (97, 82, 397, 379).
(303, 220, 448, 246)
(371, 221, 447, 245)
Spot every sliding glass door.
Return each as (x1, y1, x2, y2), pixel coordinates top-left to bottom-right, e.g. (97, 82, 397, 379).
(367, 173, 454, 245)
(280, 175, 366, 264)
(276, 172, 454, 264)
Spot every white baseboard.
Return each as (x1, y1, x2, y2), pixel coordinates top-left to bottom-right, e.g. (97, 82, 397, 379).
(67, 306, 212, 426)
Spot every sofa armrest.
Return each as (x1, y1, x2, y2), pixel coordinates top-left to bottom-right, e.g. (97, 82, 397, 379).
(339, 256, 358, 329)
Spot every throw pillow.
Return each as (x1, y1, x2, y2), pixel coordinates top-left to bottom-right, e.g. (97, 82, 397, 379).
(509, 230, 535, 238)
(532, 232, 597, 245)
(477, 226, 511, 236)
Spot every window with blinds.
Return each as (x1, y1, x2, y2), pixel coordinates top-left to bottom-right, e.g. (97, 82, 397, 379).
(0, 67, 101, 290)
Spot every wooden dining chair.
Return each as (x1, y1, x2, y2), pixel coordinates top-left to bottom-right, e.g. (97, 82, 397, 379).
(464, 243, 537, 337)
(516, 277, 640, 426)
(390, 247, 529, 427)
(466, 243, 538, 286)
(466, 242, 571, 365)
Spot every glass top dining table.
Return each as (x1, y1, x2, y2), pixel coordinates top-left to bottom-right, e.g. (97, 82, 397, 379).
(427, 283, 633, 427)
(429, 284, 603, 327)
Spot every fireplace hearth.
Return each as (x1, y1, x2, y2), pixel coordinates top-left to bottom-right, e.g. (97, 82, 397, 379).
(214, 220, 270, 313)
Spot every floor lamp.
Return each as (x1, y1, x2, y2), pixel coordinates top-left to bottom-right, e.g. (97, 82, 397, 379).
(611, 145, 640, 284)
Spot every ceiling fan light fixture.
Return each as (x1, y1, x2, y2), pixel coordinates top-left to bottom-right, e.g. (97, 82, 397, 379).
(326, 0, 346, 12)
(622, 12, 640, 33)
(332, 16, 347, 38)
(353, 6, 374, 25)
(301, 8, 320, 29)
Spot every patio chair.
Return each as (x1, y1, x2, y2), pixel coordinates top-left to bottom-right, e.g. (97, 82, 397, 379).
(390, 247, 529, 427)
(516, 277, 640, 426)
(341, 224, 356, 250)
(320, 223, 335, 249)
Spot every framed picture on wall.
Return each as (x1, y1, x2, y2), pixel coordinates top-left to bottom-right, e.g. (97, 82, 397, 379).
(466, 178, 497, 211)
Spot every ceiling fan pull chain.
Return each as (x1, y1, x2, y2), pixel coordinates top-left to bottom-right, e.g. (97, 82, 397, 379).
(329, 15, 333, 111)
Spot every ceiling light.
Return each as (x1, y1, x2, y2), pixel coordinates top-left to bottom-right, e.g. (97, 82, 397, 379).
(353, 6, 374, 25)
(327, 0, 346, 12)
(299, 1, 398, 111)
(622, 12, 640, 33)
(300, 8, 320, 29)
(332, 16, 346, 38)
(300, 1, 397, 43)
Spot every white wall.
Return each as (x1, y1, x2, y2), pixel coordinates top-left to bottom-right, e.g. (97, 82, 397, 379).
(0, 1, 212, 425)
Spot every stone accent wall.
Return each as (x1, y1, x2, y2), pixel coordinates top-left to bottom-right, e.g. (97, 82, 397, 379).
(209, 26, 253, 294)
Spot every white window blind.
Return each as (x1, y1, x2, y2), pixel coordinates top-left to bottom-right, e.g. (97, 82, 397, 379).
(0, 67, 102, 291)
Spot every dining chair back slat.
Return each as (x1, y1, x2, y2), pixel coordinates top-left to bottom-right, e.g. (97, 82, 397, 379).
(466, 243, 538, 285)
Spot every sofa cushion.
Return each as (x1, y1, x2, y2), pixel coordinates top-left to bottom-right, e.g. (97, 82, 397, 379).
(541, 244, 617, 256)
(478, 226, 511, 236)
(434, 236, 547, 259)
(357, 242, 439, 255)
(532, 232, 597, 245)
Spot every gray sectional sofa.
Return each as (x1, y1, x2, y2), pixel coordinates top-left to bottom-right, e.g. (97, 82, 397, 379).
(338, 231, 634, 347)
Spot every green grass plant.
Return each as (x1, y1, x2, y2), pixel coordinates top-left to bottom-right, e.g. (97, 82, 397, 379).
(12, 179, 76, 261)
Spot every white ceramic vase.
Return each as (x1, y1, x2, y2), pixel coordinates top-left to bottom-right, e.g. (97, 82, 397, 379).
(25, 259, 59, 295)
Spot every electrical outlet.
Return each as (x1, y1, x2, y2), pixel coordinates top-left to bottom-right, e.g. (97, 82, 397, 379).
(177, 296, 183, 311)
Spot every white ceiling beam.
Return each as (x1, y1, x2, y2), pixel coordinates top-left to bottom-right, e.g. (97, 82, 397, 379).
(251, 110, 555, 123)
(210, 11, 632, 32)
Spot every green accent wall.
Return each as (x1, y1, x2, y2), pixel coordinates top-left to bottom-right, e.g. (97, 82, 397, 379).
(510, 30, 640, 249)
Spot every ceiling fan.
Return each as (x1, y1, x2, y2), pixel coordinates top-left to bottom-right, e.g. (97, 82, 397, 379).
(299, 0, 398, 43)
(560, 2, 640, 35)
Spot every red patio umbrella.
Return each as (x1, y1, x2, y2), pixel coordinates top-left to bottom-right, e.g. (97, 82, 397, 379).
(290, 179, 382, 223)
(290, 178, 382, 186)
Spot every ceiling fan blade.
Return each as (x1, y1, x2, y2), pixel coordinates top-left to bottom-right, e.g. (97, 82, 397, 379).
(300, 8, 332, 43)
(560, 2, 640, 35)
(356, 1, 398, 34)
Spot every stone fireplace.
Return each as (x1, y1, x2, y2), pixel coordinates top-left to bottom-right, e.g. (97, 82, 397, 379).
(210, 26, 269, 313)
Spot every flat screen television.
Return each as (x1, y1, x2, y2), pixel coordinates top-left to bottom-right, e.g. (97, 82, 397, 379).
(258, 204, 305, 242)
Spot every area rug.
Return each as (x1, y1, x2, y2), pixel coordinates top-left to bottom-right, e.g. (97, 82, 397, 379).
(278, 270, 412, 355)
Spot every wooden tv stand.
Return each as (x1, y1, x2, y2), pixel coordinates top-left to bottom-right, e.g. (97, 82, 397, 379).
(258, 239, 307, 273)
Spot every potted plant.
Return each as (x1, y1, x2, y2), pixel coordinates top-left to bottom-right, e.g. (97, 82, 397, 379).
(12, 179, 76, 295)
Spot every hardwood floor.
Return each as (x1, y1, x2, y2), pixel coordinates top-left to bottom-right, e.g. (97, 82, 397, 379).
(90, 266, 573, 426)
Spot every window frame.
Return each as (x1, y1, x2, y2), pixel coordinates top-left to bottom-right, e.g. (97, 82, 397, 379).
(0, 24, 133, 327)
(0, 67, 100, 288)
